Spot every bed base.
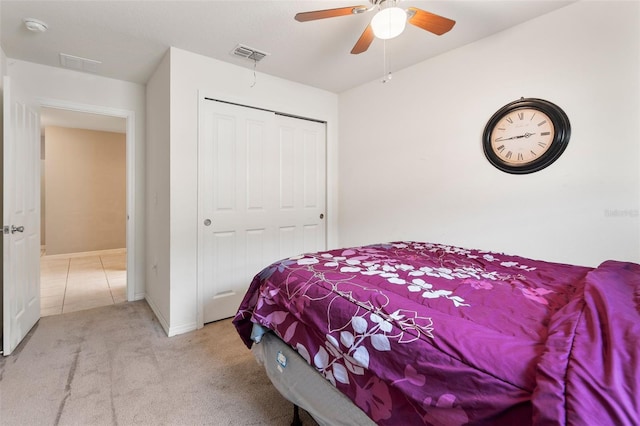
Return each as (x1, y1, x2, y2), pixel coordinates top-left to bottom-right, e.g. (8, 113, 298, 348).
(252, 332, 375, 426)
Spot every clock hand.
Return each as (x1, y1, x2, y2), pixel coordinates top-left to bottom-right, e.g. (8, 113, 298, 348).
(495, 132, 537, 142)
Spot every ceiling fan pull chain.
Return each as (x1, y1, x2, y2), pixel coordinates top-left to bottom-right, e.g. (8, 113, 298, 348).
(250, 56, 257, 88)
(382, 39, 392, 83)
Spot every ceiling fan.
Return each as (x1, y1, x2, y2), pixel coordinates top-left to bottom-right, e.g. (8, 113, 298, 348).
(295, 0, 456, 54)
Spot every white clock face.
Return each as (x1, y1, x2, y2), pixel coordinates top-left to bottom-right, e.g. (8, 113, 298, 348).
(489, 107, 555, 166)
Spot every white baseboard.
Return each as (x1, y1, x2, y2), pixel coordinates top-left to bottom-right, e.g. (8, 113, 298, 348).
(42, 247, 127, 260)
(144, 295, 170, 336)
(167, 322, 198, 337)
(144, 295, 197, 337)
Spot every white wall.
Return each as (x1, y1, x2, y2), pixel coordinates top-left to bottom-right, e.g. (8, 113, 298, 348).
(0, 46, 6, 335)
(7, 60, 147, 298)
(0, 46, 6, 86)
(339, 1, 640, 267)
(146, 47, 339, 335)
(145, 51, 171, 332)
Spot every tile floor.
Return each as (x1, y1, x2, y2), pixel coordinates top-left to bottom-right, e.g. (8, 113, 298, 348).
(40, 249, 127, 317)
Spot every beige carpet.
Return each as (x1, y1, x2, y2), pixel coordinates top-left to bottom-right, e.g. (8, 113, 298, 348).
(0, 300, 317, 425)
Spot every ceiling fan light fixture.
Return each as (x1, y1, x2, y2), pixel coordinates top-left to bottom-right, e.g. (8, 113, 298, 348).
(371, 7, 406, 40)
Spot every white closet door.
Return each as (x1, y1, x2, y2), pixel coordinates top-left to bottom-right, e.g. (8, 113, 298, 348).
(274, 114, 326, 256)
(199, 100, 326, 323)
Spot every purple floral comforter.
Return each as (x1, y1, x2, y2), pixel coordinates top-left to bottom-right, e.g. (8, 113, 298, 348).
(233, 242, 640, 425)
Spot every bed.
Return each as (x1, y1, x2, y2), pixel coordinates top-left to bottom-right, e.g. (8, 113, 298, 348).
(233, 241, 640, 425)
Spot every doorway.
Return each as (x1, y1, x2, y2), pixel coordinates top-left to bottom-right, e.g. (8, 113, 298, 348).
(39, 107, 128, 316)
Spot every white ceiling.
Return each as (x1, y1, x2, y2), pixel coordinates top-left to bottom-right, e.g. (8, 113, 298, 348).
(1, 0, 575, 94)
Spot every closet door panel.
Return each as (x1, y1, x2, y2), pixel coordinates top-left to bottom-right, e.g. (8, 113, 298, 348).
(200, 101, 275, 322)
(199, 100, 326, 323)
(275, 114, 327, 256)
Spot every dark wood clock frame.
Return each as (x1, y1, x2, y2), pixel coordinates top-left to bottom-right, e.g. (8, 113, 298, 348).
(482, 98, 571, 174)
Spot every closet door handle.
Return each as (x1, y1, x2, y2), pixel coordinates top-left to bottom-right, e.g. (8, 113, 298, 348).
(11, 225, 24, 234)
(204, 219, 212, 226)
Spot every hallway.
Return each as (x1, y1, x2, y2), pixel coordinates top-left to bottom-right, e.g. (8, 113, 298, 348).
(40, 249, 127, 316)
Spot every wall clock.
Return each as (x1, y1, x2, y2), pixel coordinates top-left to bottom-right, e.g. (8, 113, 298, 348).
(482, 97, 571, 174)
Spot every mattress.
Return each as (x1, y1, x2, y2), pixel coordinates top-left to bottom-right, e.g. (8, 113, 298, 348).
(253, 328, 374, 426)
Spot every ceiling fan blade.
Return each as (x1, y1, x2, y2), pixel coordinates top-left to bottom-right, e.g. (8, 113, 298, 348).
(295, 6, 368, 22)
(351, 24, 374, 54)
(407, 8, 456, 35)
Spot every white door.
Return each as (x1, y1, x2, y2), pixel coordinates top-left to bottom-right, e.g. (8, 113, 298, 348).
(274, 114, 327, 253)
(199, 100, 326, 323)
(3, 76, 41, 355)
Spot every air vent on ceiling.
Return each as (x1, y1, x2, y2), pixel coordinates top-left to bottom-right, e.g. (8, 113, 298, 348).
(60, 53, 101, 73)
(231, 44, 269, 62)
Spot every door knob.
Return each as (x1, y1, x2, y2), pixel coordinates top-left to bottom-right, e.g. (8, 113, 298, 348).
(11, 225, 24, 234)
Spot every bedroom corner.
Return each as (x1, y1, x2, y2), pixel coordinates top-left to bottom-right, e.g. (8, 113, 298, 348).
(338, 1, 640, 267)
